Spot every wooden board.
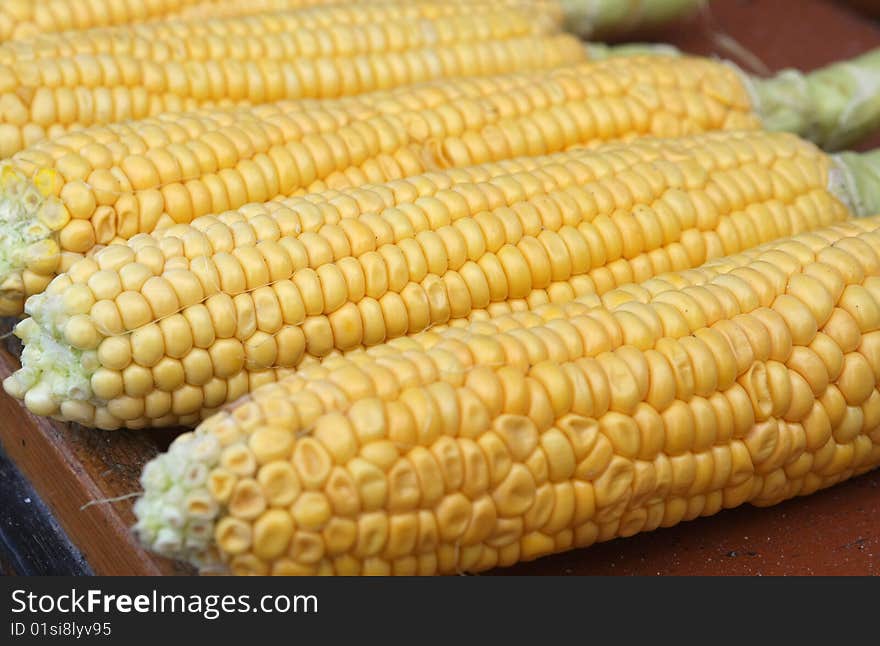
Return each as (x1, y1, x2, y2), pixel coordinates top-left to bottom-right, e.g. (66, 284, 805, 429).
(1, 0, 879, 576)
(0, 339, 192, 576)
(0, 443, 90, 575)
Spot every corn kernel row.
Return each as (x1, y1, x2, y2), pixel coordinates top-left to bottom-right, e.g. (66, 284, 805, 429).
(133, 216, 880, 574)
(0, 0, 221, 41)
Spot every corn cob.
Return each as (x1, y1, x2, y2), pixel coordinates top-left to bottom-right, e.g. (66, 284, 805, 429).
(0, 10, 580, 150)
(6, 130, 874, 430)
(131, 216, 880, 575)
(559, 0, 704, 39)
(0, 2, 560, 66)
(0, 54, 759, 314)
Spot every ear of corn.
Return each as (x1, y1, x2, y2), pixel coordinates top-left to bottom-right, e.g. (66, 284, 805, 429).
(131, 215, 880, 574)
(0, 54, 760, 314)
(5, 131, 865, 429)
(0, 0, 695, 46)
(0, 2, 560, 65)
(839, 0, 880, 19)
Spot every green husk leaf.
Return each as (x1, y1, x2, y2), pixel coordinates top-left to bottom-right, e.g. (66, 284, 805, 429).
(830, 149, 880, 217)
(750, 48, 880, 150)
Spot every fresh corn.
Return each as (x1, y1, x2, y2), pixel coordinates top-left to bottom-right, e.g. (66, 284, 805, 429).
(839, 0, 880, 19)
(7, 130, 875, 430)
(0, 9, 579, 153)
(0, 2, 561, 66)
(131, 215, 880, 575)
(0, 53, 759, 314)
